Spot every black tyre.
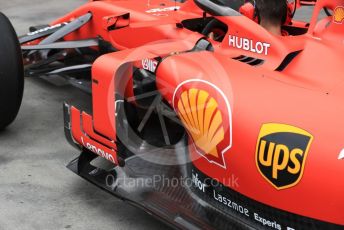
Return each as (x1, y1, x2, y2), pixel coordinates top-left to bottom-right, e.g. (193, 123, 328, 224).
(0, 12, 24, 130)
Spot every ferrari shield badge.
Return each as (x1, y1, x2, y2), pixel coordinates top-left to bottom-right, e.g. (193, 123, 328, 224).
(256, 123, 313, 190)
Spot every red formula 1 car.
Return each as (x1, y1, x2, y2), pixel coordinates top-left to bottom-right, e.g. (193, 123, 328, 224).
(3, 0, 344, 229)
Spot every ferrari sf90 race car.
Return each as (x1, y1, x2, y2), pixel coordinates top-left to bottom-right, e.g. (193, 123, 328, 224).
(3, 0, 344, 229)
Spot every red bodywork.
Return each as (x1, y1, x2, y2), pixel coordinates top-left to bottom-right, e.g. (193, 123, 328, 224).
(33, 0, 344, 226)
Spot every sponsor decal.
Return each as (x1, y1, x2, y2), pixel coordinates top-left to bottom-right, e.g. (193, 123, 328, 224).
(173, 80, 232, 168)
(189, 166, 303, 230)
(338, 149, 344, 160)
(142, 58, 158, 72)
(213, 189, 250, 218)
(189, 165, 339, 229)
(256, 123, 313, 190)
(254, 213, 281, 230)
(81, 137, 116, 163)
(333, 6, 344, 24)
(228, 35, 271, 55)
(192, 172, 208, 193)
(27, 23, 68, 36)
(86, 142, 115, 163)
(146, 6, 180, 13)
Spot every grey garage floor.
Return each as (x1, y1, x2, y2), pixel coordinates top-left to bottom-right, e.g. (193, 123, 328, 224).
(0, 1, 167, 230)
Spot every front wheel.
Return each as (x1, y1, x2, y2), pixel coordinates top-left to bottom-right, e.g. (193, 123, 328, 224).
(0, 12, 24, 130)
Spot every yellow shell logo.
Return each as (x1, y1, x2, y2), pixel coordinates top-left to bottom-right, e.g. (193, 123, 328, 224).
(334, 6, 344, 24)
(173, 80, 232, 168)
(178, 89, 225, 158)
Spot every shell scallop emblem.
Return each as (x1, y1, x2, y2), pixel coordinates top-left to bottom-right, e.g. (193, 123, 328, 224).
(173, 80, 232, 168)
(334, 6, 344, 24)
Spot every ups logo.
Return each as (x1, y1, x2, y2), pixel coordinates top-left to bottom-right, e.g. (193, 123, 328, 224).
(256, 123, 313, 190)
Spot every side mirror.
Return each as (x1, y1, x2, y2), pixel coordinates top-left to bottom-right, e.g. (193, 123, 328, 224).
(193, 0, 240, 16)
(102, 13, 130, 31)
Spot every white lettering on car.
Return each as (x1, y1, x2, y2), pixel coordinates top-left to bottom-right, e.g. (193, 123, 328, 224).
(192, 172, 207, 193)
(228, 35, 271, 56)
(254, 213, 282, 230)
(84, 142, 116, 164)
(27, 23, 68, 36)
(142, 58, 158, 72)
(146, 6, 180, 13)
